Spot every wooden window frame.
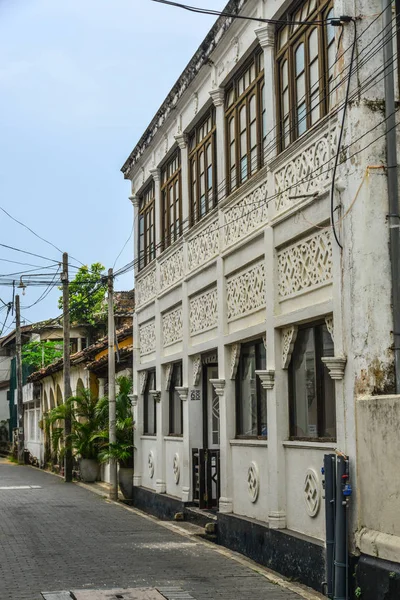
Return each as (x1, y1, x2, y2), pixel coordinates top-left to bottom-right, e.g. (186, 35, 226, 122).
(138, 181, 156, 271)
(276, 0, 334, 152)
(288, 321, 336, 442)
(225, 49, 265, 195)
(169, 362, 183, 436)
(161, 151, 182, 251)
(235, 339, 267, 439)
(188, 108, 217, 226)
(143, 370, 157, 436)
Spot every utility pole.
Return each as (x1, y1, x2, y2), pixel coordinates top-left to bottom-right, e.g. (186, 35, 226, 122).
(108, 268, 118, 500)
(15, 294, 24, 465)
(62, 252, 73, 482)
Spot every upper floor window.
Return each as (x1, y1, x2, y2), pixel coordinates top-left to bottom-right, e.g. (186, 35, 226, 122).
(277, 0, 334, 151)
(161, 151, 182, 250)
(138, 181, 155, 271)
(189, 108, 217, 226)
(225, 49, 265, 194)
(289, 322, 335, 440)
(236, 340, 267, 437)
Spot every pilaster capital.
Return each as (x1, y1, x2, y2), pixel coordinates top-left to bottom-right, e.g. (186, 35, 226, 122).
(321, 356, 347, 380)
(129, 194, 140, 208)
(255, 24, 275, 49)
(255, 370, 275, 390)
(175, 386, 189, 401)
(209, 88, 225, 108)
(149, 389, 161, 403)
(128, 393, 138, 407)
(174, 133, 188, 150)
(149, 167, 160, 182)
(210, 379, 225, 397)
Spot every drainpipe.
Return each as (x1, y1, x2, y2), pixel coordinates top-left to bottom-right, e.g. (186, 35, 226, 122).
(334, 455, 347, 600)
(323, 454, 336, 598)
(383, 0, 400, 393)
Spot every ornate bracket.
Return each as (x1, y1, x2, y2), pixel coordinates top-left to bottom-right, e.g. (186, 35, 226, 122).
(165, 363, 173, 391)
(321, 356, 347, 380)
(210, 379, 225, 397)
(192, 355, 202, 386)
(175, 387, 189, 401)
(139, 371, 148, 395)
(282, 326, 298, 369)
(230, 344, 241, 379)
(255, 370, 275, 390)
(149, 389, 161, 403)
(149, 167, 160, 182)
(325, 315, 334, 342)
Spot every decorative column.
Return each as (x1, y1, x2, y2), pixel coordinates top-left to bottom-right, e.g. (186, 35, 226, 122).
(209, 88, 226, 200)
(130, 393, 141, 486)
(176, 386, 190, 502)
(174, 134, 189, 230)
(150, 388, 164, 493)
(255, 24, 277, 162)
(211, 377, 233, 513)
(264, 225, 287, 529)
(149, 167, 161, 256)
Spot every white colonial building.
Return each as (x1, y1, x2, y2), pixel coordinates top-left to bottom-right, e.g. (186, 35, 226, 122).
(122, 0, 400, 596)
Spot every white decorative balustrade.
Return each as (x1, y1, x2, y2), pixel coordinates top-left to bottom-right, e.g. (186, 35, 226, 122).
(187, 218, 219, 272)
(223, 181, 268, 248)
(273, 124, 337, 215)
(226, 261, 266, 322)
(189, 287, 218, 336)
(162, 305, 183, 347)
(160, 245, 184, 292)
(139, 320, 156, 356)
(277, 229, 333, 299)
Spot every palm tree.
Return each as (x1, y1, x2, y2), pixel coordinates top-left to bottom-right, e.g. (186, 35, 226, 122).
(95, 376, 134, 468)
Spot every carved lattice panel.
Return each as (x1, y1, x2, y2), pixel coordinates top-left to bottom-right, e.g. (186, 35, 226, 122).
(139, 320, 156, 356)
(160, 246, 184, 291)
(226, 262, 266, 321)
(162, 306, 183, 347)
(189, 287, 218, 336)
(278, 230, 333, 299)
(224, 182, 268, 248)
(188, 220, 219, 272)
(274, 127, 337, 213)
(136, 267, 157, 307)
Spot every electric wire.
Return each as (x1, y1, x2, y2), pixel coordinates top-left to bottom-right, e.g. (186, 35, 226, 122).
(152, 0, 339, 25)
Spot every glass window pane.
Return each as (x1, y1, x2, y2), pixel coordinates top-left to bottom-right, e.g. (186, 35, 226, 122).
(240, 156, 248, 182)
(297, 72, 306, 102)
(283, 89, 289, 117)
(298, 103, 307, 135)
(322, 325, 336, 438)
(240, 132, 247, 157)
(282, 60, 288, 88)
(311, 90, 320, 124)
(249, 95, 256, 121)
(292, 328, 317, 438)
(310, 59, 319, 88)
(309, 28, 318, 60)
(238, 346, 257, 436)
(295, 43, 305, 75)
(240, 105, 247, 131)
(279, 26, 288, 48)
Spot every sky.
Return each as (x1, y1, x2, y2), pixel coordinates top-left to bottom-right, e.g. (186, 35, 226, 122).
(0, 0, 227, 332)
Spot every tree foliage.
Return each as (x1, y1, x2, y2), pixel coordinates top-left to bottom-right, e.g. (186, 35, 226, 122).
(58, 263, 107, 325)
(22, 340, 63, 370)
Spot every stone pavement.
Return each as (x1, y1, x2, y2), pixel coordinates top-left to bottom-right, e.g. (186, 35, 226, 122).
(0, 460, 310, 600)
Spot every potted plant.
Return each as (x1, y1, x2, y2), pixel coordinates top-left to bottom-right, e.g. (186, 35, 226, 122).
(45, 389, 105, 482)
(95, 376, 135, 499)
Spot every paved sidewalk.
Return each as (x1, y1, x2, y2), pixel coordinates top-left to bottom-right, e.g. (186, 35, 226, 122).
(0, 460, 309, 600)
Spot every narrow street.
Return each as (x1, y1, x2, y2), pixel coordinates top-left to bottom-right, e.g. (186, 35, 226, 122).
(0, 460, 309, 600)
